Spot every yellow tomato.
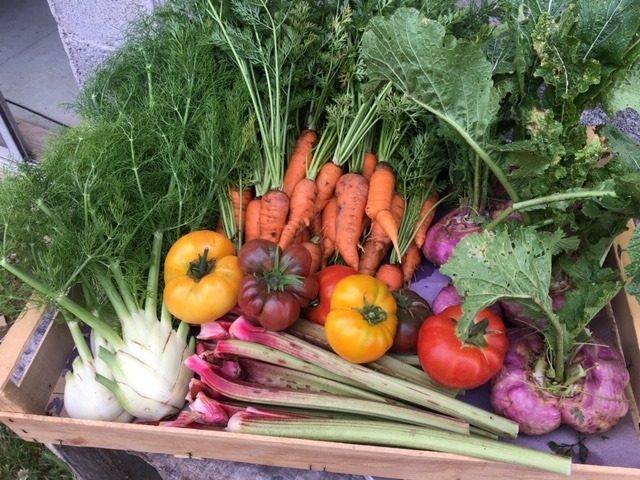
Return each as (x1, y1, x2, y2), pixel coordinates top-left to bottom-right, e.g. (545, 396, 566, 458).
(324, 274, 397, 364)
(163, 230, 242, 324)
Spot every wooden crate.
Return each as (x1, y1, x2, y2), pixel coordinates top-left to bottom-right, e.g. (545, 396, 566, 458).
(1, 244, 640, 479)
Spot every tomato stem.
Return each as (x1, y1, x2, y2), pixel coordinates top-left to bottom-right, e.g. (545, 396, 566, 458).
(188, 247, 215, 281)
(464, 318, 489, 348)
(354, 298, 387, 326)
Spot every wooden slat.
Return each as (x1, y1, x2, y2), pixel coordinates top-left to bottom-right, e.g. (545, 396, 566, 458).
(610, 222, 640, 418)
(0, 413, 638, 480)
(0, 303, 73, 412)
(0, 302, 46, 411)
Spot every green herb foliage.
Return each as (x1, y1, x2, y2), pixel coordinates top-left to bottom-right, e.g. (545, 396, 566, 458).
(0, 0, 256, 310)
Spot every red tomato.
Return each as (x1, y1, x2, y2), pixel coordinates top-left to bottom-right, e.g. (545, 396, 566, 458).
(417, 305, 508, 389)
(306, 265, 356, 325)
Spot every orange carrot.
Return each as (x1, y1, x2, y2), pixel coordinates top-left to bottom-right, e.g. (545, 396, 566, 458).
(414, 193, 439, 249)
(376, 264, 403, 291)
(244, 198, 262, 243)
(315, 162, 343, 213)
(359, 193, 405, 275)
(401, 243, 422, 284)
(301, 238, 322, 274)
(375, 209, 401, 260)
(359, 238, 386, 275)
(335, 173, 369, 270)
(278, 178, 317, 250)
(365, 162, 395, 221)
(321, 197, 338, 266)
(310, 212, 323, 237)
(283, 130, 317, 197)
(259, 190, 290, 243)
(229, 186, 253, 233)
(362, 152, 378, 180)
(391, 193, 406, 226)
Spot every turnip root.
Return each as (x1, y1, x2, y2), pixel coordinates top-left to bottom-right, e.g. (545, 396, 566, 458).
(431, 284, 502, 316)
(421, 207, 480, 265)
(491, 331, 629, 435)
(500, 274, 571, 329)
(431, 285, 461, 314)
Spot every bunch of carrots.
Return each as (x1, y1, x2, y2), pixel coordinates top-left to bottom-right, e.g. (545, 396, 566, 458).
(212, 2, 443, 290)
(225, 128, 440, 290)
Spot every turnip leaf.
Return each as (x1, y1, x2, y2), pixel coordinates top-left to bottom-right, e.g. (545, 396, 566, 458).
(440, 227, 562, 329)
(624, 225, 640, 300)
(361, 8, 499, 147)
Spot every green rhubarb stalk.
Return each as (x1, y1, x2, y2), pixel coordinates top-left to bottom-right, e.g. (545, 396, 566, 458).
(227, 415, 570, 475)
(186, 355, 469, 435)
(288, 319, 331, 348)
(230, 319, 518, 438)
(289, 320, 456, 396)
(388, 354, 421, 367)
(367, 355, 457, 396)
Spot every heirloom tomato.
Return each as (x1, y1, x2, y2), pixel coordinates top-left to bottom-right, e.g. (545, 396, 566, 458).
(417, 305, 508, 389)
(237, 239, 318, 331)
(163, 230, 242, 325)
(324, 275, 397, 364)
(306, 265, 356, 325)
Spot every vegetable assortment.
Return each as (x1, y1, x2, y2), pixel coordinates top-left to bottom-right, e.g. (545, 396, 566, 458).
(0, 0, 640, 475)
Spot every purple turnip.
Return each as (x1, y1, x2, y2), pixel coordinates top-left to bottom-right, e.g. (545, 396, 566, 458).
(488, 199, 524, 224)
(560, 342, 630, 433)
(422, 207, 481, 265)
(431, 284, 502, 316)
(431, 285, 462, 314)
(500, 273, 572, 329)
(491, 331, 629, 435)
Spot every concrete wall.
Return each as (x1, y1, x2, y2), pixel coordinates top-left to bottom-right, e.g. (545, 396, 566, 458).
(46, 0, 164, 85)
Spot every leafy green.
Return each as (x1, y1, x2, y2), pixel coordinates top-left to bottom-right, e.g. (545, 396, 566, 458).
(601, 124, 640, 172)
(440, 227, 560, 328)
(624, 225, 640, 299)
(558, 254, 621, 341)
(361, 7, 521, 202)
(605, 61, 640, 113)
(362, 8, 498, 141)
(0, 0, 257, 310)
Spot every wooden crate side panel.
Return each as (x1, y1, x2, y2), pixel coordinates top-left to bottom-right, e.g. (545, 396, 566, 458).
(0, 304, 73, 413)
(0, 302, 46, 411)
(610, 225, 640, 416)
(0, 414, 637, 480)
